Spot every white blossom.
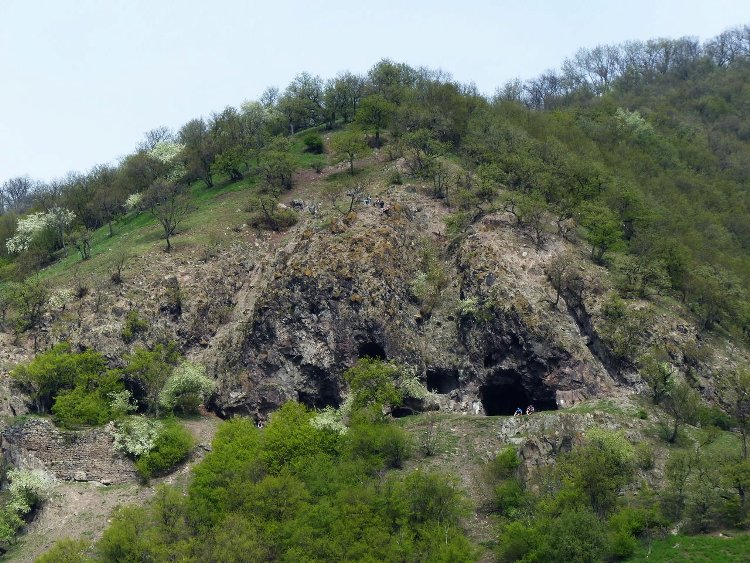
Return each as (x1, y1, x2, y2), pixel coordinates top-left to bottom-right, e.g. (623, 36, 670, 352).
(158, 361, 215, 412)
(113, 416, 163, 457)
(124, 192, 143, 211)
(5, 208, 75, 254)
(48, 288, 75, 310)
(149, 141, 185, 164)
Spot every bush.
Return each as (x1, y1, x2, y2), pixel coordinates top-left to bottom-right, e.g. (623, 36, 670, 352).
(345, 419, 412, 469)
(121, 310, 148, 343)
(0, 469, 55, 545)
(302, 133, 324, 154)
(36, 538, 92, 563)
(344, 357, 402, 414)
(122, 343, 181, 413)
(158, 361, 215, 414)
(113, 416, 163, 457)
(135, 420, 193, 479)
(12, 344, 124, 427)
(261, 402, 341, 473)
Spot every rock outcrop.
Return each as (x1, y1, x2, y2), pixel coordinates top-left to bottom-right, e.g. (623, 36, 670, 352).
(205, 188, 616, 419)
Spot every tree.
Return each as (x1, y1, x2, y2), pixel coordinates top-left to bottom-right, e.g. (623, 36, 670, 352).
(639, 350, 674, 406)
(179, 118, 215, 187)
(278, 72, 324, 133)
(344, 358, 402, 415)
(144, 180, 192, 252)
(546, 254, 571, 307)
(331, 130, 367, 175)
(258, 138, 296, 190)
(1, 176, 35, 212)
(719, 366, 750, 460)
(578, 203, 623, 262)
(356, 94, 396, 147)
(663, 382, 701, 443)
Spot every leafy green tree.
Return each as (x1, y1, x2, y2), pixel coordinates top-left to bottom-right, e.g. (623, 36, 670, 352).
(356, 94, 396, 147)
(579, 202, 624, 262)
(719, 366, 750, 459)
(331, 130, 368, 174)
(257, 137, 296, 190)
(639, 349, 675, 405)
(344, 357, 402, 414)
(179, 117, 216, 187)
(121, 343, 181, 413)
(11, 343, 107, 413)
(663, 382, 701, 443)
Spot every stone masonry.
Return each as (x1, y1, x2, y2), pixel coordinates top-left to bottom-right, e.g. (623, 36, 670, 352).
(1, 418, 138, 484)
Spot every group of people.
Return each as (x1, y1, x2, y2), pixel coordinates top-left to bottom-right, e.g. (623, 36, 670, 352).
(513, 405, 535, 417)
(362, 195, 386, 209)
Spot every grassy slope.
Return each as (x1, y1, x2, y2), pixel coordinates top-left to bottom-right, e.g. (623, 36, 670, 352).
(628, 533, 750, 562)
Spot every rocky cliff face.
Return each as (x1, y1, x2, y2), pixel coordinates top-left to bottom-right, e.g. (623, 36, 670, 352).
(202, 186, 617, 420)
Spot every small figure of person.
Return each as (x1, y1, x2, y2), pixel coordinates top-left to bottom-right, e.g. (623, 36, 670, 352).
(526, 404, 535, 416)
(513, 407, 523, 417)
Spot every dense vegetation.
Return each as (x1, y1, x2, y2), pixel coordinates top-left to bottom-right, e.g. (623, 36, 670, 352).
(39, 360, 475, 561)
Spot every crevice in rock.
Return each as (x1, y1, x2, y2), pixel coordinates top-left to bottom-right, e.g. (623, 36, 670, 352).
(561, 291, 621, 379)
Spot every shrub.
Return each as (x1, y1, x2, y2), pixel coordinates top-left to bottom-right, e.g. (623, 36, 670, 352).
(122, 343, 181, 413)
(113, 416, 163, 457)
(121, 310, 148, 343)
(36, 539, 92, 563)
(50, 367, 124, 428)
(158, 361, 215, 414)
(344, 357, 402, 414)
(345, 419, 412, 469)
(0, 469, 55, 545)
(302, 133, 324, 154)
(11, 343, 115, 418)
(135, 420, 193, 479)
(261, 402, 341, 473)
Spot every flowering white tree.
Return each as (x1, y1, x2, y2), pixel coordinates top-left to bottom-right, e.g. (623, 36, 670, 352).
(124, 192, 143, 212)
(159, 361, 215, 413)
(149, 141, 186, 182)
(5, 208, 76, 254)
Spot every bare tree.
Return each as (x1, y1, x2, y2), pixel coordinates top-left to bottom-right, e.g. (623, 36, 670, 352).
(2, 176, 35, 212)
(145, 180, 193, 252)
(138, 126, 174, 152)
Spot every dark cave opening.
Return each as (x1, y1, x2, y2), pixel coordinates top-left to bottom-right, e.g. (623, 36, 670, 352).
(297, 388, 341, 410)
(358, 341, 386, 360)
(426, 368, 460, 394)
(479, 380, 558, 416)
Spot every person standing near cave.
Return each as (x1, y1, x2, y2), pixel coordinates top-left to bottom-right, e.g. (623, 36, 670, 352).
(514, 407, 523, 417)
(526, 405, 535, 415)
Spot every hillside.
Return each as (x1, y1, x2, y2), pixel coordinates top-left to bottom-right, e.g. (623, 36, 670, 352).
(0, 24, 749, 562)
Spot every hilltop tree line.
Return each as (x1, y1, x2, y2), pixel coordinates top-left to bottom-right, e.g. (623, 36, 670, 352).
(1, 23, 750, 341)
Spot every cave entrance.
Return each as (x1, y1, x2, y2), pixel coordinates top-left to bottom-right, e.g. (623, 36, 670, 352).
(358, 341, 386, 360)
(426, 368, 460, 394)
(479, 380, 557, 416)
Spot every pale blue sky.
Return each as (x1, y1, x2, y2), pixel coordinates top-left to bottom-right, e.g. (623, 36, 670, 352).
(2, 0, 749, 184)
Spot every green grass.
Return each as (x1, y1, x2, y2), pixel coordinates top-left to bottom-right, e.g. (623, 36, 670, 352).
(628, 533, 750, 562)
